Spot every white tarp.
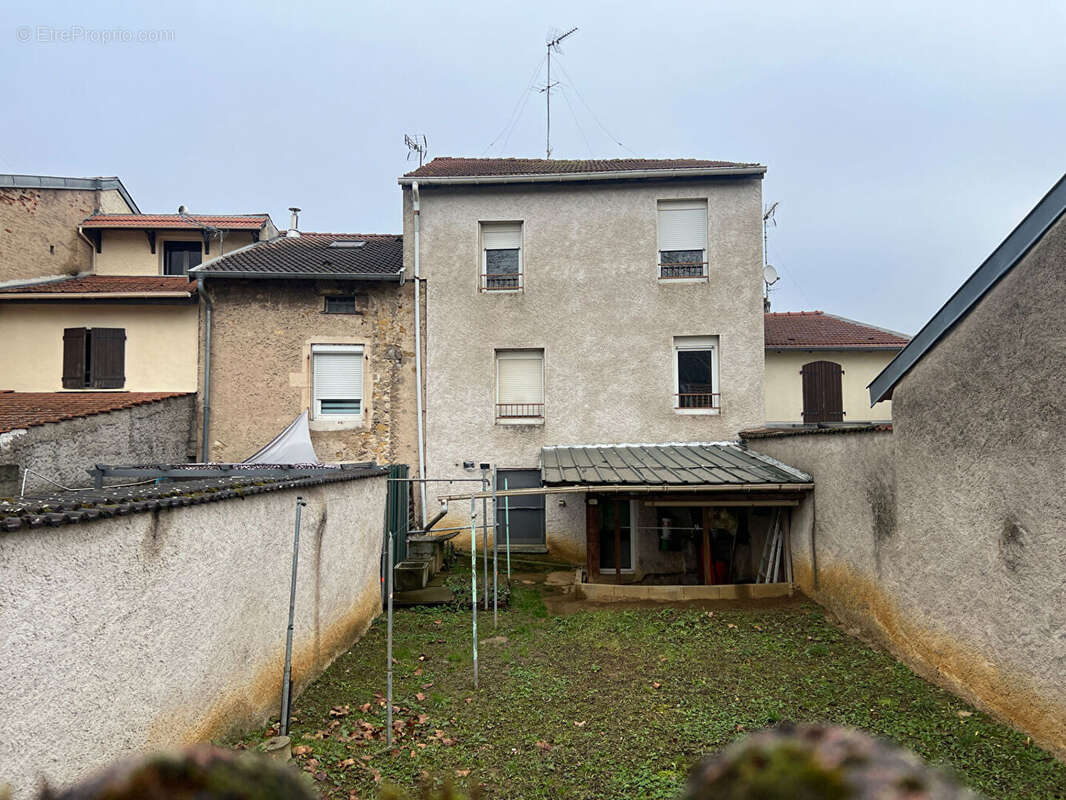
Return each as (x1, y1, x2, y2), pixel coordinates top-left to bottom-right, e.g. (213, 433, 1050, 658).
(243, 410, 320, 465)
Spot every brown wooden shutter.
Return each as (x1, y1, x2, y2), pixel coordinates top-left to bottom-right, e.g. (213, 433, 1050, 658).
(801, 360, 844, 423)
(89, 328, 126, 389)
(62, 328, 88, 389)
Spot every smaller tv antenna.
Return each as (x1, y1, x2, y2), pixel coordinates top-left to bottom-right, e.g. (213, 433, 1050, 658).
(540, 26, 578, 159)
(763, 202, 781, 311)
(404, 134, 428, 167)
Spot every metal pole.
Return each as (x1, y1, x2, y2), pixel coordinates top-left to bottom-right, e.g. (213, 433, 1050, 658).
(481, 469, 489, 610)
(386, 495, 395, 746)
(469, 496, 479, 689)
(492, 467, 499, 628)
(504, 477, 512, 579)
(280, 496, 306, 737)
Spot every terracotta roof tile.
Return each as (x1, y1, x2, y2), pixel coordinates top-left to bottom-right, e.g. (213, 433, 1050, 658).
(404, 157, 760, 179)
(82, 214, 269, 230)
(0, 275, 196, 295)
(193, 233, 402, 278)
(765, 311, 910, 349)
(0, 392, 191, 434)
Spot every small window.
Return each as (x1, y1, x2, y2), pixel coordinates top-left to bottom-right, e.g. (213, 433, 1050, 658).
(163, 241, 203, 276)
(312, 344, 363, 420)
(495, 349, 543, 421)
(658, 200, 707, 279)
(324, 295, 357, 314)
(673, 335, 719, 412)
(481, 222, 522, 291)
(62, 327, 126, 389)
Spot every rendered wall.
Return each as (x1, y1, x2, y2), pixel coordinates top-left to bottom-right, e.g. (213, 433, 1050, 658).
(751, 210, 1066, 757)
(0, 474, 387, 798)
(0, 394, 195, 495)
(93, 229, 259, 276)
(764, 349, 897, 423)
(0, 302, 200, 392)
(0, 187, 132, 283)
(405, 177, 765, 556)
(203, 279, 418, 469)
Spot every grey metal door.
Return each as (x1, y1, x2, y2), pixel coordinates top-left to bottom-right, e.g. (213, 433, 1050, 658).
(495, 469, 545, 546)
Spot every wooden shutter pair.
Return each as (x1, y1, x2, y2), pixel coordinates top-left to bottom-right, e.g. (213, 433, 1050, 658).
(62, 328, 126, 389)
(801, 360, 843, 423)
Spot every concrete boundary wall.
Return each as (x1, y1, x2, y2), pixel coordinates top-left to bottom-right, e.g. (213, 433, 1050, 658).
(745, 429, 1066, 758)
(0, 473, 387, 797)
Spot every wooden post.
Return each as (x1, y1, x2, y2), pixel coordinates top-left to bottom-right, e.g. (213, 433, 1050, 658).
(701, 507, 713, 585)
(614, 501, 622, 581)
(586, 499, 601, 579)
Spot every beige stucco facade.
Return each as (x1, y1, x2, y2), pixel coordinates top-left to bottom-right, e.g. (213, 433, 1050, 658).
(405, 175, 766, 557)
(93, 229, 260, 276)
(0, 186, 134, 283)
(203, 279, 418, 468)
(0, 301, 199, 392)
(765, 349, 897, 423)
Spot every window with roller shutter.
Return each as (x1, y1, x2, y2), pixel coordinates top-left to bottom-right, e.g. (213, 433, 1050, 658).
(312, 344, 364, 420)
(480, 222, 522, 291)
(657, 199, 708, 279)
(62, 327, 125, 389)
(495, 349, 543, 421)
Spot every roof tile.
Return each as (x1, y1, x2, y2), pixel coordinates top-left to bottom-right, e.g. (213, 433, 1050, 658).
(404, 157, 759, 179)
(0, 275, 196, 295)
(193, 233, 402, 278)
(0, 392, 191, 434)
(765, 312, 910, 349)
(82, 214, 269, 230)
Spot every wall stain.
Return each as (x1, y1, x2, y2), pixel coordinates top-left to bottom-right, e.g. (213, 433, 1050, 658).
(999, 519, 1026, 572)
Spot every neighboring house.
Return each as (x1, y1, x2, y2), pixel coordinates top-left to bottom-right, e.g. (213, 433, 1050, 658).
(190, 229, 417, 467)
(400, 157, 809, 584)
(0, 174, 138, 284)
(764, 311, 909, 424)
(0, 191, 276, 399)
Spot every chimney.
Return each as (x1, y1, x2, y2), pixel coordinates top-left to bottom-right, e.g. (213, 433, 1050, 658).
(286, 207, 301, 238)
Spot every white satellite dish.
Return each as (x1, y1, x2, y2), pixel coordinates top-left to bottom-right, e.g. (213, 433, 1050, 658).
(763, 264, 779, 285)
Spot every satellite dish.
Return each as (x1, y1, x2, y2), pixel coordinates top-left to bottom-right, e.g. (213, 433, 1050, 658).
(764, 264, 779, 285)
(177, 205, 188, 215)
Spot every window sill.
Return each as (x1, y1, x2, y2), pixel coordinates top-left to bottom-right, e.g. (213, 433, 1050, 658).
(310, 417, 365, 432)
(674, 408, 720, 416)
(481, 288, 524, 295)
(495, 417, 544, 426)
(658, 276, 708, 285)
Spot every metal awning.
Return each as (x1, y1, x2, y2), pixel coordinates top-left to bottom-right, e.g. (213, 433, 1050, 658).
(540, 443, 811, 487)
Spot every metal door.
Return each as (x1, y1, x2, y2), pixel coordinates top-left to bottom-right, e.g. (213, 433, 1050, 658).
(495, 468, 545, 546)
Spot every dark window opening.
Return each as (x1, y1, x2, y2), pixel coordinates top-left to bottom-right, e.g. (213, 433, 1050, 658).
(676, 348, 717, 409)
(494, 469, 545, 546)
(484, 248, 521, 290)
(163, 241, 203, 275)
(324, 295, 358, 314)
(659, 249, 706, 278)
(62, 328, 126, 389)
(801, 360, 844, 423)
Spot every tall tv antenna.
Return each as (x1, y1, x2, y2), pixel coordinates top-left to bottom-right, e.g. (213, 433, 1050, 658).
(762, 201, 780, 311)
(404, 134, 428, 167)
(539, 26, 578, 159)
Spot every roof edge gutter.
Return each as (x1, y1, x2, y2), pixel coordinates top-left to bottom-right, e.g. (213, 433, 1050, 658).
(0, 291, 194, 300)
(398, 166, 766, 186)
(189, 271, 403, 282)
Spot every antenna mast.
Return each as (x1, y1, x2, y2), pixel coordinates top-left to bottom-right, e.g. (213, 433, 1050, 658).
(404, 134, 428, 167)
(541, 26, 578, 159)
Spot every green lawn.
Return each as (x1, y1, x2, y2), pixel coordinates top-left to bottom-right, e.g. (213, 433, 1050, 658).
(231, 574, 1066, 799)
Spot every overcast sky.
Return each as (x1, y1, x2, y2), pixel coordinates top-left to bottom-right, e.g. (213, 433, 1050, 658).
(3, 0, 1063, 333)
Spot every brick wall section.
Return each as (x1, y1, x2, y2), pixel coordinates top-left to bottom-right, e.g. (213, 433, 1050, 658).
(0, 393, 195, 495)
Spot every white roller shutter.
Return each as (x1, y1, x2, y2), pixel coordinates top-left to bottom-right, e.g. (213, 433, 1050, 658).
(657, 200, 707, 251)
(482, 222, 522, 250)
(496, 350, 543, 404)
(312, 344, 364, 417)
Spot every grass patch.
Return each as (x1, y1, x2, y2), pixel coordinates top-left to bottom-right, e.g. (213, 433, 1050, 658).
(231, 574, 1066, 799)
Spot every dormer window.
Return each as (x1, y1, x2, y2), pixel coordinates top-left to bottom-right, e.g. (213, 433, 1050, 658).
(163, 241, 203, 276)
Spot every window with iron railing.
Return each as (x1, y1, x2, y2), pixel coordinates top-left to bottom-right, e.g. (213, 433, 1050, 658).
(495, 349, 543, 423)
(673, 336, 720, 414)
(481, 222, 523, 292)
(658, 199, 708, 280)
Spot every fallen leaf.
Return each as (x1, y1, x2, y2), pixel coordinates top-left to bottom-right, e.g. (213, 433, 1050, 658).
(421, 682, 434, 689)
(413, 668, 423, 676)
(464, 697, 473, 704)
(416, 692, 426, 701)
(957, 710, 973, 718)
(313, 771, 328, 781)
(434, 620, 443, 625)
(417, 713, 429, 724)
(727, 623, 737, 629)
(573, 720, 586, 727)
(652, 682, 662, 689)
(455, 769, 471, 777)
(359, 702, 372, 713)
(329, 705, 350, 718)
(535, 740, 552, 751)
(338, 758, 356, 768)
(292, 745, 313, 757)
